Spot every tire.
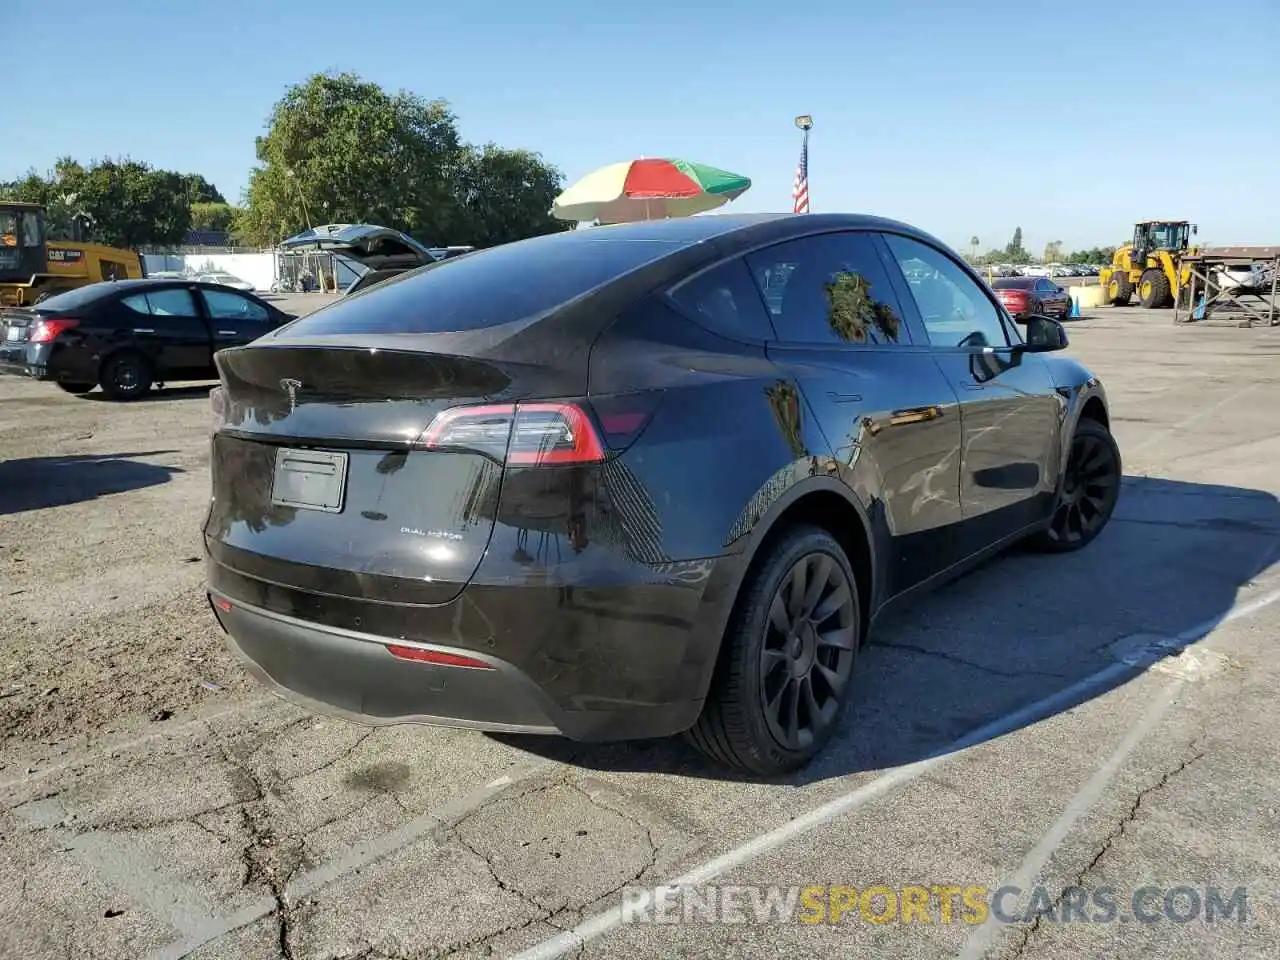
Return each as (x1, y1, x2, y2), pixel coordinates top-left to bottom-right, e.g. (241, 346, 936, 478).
(1139, 269, 1171, 309)
(1027, 418, 1122, 553)
(1107, 273, 1132, 306)
(56, 382, 94, 395)
(687, 525, 861, 775)
(99, 352, 153, 401)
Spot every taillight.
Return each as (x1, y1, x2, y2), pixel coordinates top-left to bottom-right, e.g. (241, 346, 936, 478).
(210, 385, 227, 434)
(418, 401, 608, 465)
(29, 317, 78, 342)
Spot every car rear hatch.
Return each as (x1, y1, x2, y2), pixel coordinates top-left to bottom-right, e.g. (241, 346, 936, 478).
(279, 223, 438, 293)
(206, 226, 709, 608)
(205, 337, 572, 606)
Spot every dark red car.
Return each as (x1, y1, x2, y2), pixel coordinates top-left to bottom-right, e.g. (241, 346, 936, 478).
(992, 277, 1071, 321)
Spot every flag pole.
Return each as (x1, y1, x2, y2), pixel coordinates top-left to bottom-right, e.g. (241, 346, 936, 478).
(794, 114, 813, 213)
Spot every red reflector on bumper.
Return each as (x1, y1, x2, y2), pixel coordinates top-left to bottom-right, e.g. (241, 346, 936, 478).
(213, 597, 233, 613)
(385, 644, 495, 669)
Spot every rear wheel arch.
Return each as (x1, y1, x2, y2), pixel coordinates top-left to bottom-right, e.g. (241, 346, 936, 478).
(724, 477, 877, 651)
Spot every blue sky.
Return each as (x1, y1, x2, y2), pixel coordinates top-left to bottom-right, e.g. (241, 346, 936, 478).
(6, 0, 1278, 254)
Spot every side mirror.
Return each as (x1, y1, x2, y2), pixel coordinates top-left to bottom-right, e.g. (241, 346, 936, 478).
(1019, 315, 1069, 352)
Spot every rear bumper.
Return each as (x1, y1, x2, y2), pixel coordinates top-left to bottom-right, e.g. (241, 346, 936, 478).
(0, 342, 52, 379)
(211, 591, 564, 734)
(207, 585, 713, 742)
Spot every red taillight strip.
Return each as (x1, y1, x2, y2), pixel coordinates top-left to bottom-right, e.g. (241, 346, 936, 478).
(385, 644, 495, 669)
(508, 402, 605, 465)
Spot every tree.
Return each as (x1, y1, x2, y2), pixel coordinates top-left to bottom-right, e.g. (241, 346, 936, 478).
(1005, 226, 1030, 263)
(239, 71, 569, 248)
(190, 202, 239, 233)
(1043, 240, 1064, 263)
(239, 72, 463, 246)
(451, 144, 569, 247)
(2, 157, 209, 248)
(181, 174, 226, 205)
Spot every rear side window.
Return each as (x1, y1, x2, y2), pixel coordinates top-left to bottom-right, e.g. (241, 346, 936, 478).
(667, 257, 775, 341)
(278, 234, 689, 336)
(744, 232, 906, 346)
(122, 288, 197, 316)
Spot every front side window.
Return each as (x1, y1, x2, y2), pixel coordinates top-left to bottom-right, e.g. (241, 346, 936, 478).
(882, 234, 1009, 349)
(744, 232, 905, 346)
(203, 289, 268, 321)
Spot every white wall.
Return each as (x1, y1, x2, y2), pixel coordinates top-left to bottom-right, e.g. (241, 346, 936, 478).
(144, 253, 277, 291)
(142, 252, 363, 292)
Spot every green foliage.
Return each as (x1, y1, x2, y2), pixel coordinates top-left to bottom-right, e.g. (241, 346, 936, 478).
(1043, 240, 1064, 263)
(1, 157, 221, 248)
(181, 174, 226, 204)
(1066, 246, 1116, 265)
(1005, 226, 1031, 263)
(190, 202, 239, 233)
(238, 71, 568, 248)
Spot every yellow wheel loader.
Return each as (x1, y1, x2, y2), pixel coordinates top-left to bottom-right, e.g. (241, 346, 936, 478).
(1099, 220, 1197, 308)
(0, 201, 145, 307)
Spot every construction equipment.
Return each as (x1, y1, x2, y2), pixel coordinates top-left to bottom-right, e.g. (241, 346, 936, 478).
(1099, 220, 1197, 308)
(0, 201, 145, 307)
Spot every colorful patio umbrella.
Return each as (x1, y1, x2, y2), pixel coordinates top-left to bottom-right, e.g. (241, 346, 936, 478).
(552, 158, 751, 224)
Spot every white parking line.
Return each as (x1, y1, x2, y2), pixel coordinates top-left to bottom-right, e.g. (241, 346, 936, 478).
(509, 583, 1280, 960)
(16, 797, 225, 938)
(955, 580, 1280, 959)
(150, 765, 551, 960)
(1123, 383, 1256, 460)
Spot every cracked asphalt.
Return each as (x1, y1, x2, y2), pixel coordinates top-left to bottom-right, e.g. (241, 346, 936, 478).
(2, 299, 1279, 959)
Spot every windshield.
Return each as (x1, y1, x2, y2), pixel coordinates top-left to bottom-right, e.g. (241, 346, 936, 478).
(1148, 223, 1189, 250)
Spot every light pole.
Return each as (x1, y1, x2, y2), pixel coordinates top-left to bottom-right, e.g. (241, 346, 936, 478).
(793, 115, 812, 213)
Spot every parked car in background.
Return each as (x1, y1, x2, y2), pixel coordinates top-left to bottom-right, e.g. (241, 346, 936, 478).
(0, 278, 293, 399)
(991, 276, 1072, 321)
(204, 212, 1119, 775)
(197, 272, 256, 292)
(1215, 263, 1272, 293)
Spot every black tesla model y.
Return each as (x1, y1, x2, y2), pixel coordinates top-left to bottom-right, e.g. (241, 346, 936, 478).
(205, 213, 1121, 774)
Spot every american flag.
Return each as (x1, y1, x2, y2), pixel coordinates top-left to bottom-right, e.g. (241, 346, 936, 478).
(792, 132, 810, 213)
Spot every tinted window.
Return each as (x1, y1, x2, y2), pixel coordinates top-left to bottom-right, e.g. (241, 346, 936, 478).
(279, 234, 689, 336)
(744, 232, 905, 346)
(667, 257, 774, 340)
(992, 278, 1034, 290)
(883, 234, 1008, 348)
(121, 288, 197, 316)
(203, 289, 269, 321)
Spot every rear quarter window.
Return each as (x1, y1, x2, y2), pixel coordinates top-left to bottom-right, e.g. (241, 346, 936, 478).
(277, 234, 689, 336)
(666, 256, 775, 341)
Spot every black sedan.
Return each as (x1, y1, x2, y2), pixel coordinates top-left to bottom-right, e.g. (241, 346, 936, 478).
(0, 278, 293, 400)
(204, 213, 1121, 775)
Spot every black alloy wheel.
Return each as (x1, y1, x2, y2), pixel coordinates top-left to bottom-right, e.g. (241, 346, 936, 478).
(1036, 418, 1121, 552)
(99, 352, 153, 401)
(758, 551, 858, 751)
(688, 525, 861, 774)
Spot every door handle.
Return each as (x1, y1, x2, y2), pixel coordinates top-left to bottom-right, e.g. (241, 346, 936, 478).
(959, 382, 985, 391)
(217, 330, 237, 336)
(132, 328, 155, 334)
(826, 391, 863, 403)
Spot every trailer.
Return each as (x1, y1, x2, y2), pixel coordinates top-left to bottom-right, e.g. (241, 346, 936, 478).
(1173, 245, 1280, 327)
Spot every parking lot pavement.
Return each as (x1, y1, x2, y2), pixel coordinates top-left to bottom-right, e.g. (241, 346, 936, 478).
(1, 305, 1278, 959)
